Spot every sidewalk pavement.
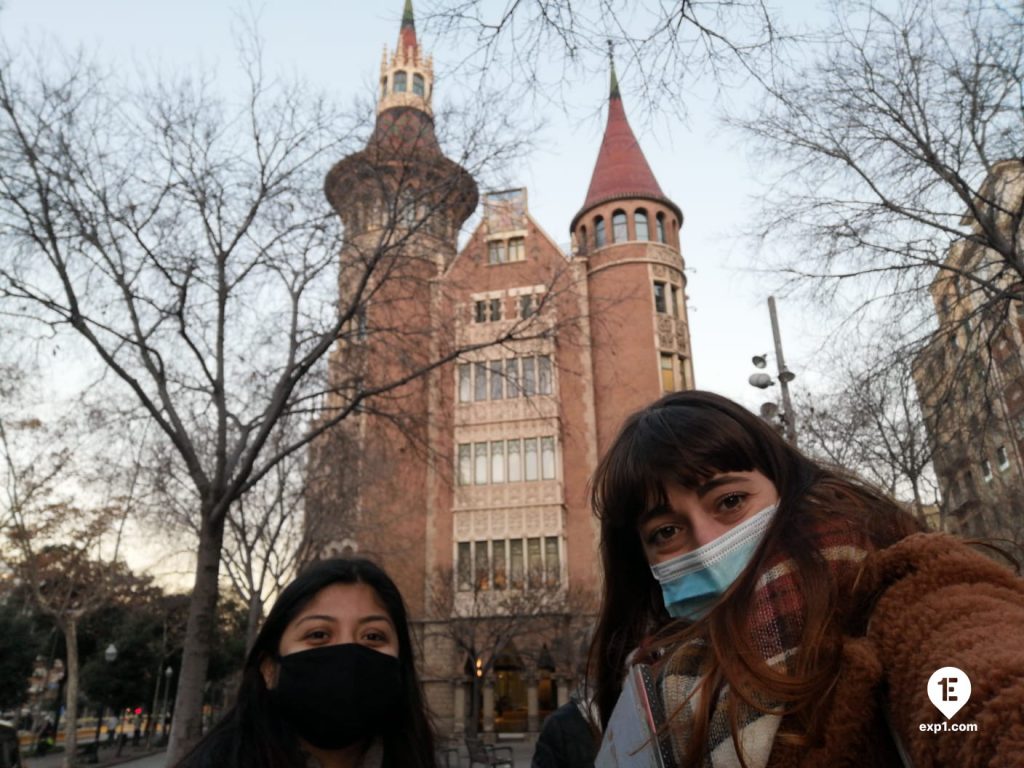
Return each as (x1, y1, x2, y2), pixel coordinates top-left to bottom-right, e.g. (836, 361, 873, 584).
(444, 734, 538, 767)
(23, 743, 166, 768)
(22, 736, 539, 768)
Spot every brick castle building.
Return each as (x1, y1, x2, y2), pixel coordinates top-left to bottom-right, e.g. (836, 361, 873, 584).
(307, 1, 695, 736)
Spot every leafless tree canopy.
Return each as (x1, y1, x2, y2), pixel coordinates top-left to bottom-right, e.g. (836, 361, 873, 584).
(421, 0, 783, 116)
(0, 33, 551, 759)
(427, 565, 595, 737)
(795, 345, 939, 523)
(737, 0, 1023, 333)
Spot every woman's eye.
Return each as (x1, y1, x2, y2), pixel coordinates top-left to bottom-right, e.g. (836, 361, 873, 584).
(719, 493, 747, 511)
(303, 629, 330, 641)
(362, 630, 390, 644)
(650, 525, 680, 544)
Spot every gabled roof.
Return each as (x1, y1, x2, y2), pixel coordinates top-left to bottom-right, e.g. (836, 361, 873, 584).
(572, 62, 677, 229)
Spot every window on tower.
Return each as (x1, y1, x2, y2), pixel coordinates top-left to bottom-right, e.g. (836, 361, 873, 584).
(594, 216, 606, 247)
(653, 282, 668, 314)
(661, 353, 675, 392)
(656, 212, 667, 243)
(474, 300, 487, 323)
(413, 73, 425, 96)
(489, 298, 502, 321)
(671, 285, 681, 317)
(612, 210, 628, 242)
(997, 445, 1010, 471)
(635, 209, 649, 240)
(394, 71, 407, 92)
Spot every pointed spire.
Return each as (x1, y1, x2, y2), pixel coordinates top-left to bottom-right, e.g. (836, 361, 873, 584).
(400, 0, 418, 53)
(574, 61, 667, 221)
(608, 42, 620, 100)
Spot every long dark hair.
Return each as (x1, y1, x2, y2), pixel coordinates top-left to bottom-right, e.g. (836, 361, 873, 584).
(587, 391, 921, 761)
(176, 557, 437, 768)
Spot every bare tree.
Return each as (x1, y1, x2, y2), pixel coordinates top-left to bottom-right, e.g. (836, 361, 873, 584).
(427, 565, 595, 737)
(736, 0, 1023, 341)
(795, 346, 940, 527)
(422, 0, 784, 116)
(220, 416, 307, 653)
(0, 36, 553, 759)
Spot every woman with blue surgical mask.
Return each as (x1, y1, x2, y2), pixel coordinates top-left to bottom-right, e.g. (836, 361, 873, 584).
(587, 390, 1024, 768)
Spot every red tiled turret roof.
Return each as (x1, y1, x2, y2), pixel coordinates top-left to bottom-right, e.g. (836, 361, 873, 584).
(573, 62, 673, 228)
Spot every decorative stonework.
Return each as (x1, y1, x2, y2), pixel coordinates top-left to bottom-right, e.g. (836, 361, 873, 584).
(586, 244, 684, 278)
(453, 504, 565, 540)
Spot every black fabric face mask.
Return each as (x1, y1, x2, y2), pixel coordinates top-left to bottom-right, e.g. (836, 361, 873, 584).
(271, 643, 402, 751)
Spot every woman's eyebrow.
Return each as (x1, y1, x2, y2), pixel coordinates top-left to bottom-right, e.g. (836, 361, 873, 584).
(637, 503, 671, 527)
(358, 614, 394, 626)
(295, 614, 337, 625)
(696, 474, 750, 498)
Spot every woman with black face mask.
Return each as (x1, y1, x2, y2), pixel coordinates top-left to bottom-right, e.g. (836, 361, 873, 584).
(175, 558, 437, 768)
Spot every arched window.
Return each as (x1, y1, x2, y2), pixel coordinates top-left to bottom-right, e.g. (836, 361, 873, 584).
(579, 225, 587, 253)
(656, 212, 667, 243)
(394, 71, 407, 93)
(635, 209, 649, 240)
(594, 216, 606, 247)
(380, 77, 388, 98)
(413, 74, 425, 96)
(612, 210, 628, 242)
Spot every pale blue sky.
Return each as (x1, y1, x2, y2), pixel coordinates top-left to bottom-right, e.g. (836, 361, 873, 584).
(1, 0, 829, 409)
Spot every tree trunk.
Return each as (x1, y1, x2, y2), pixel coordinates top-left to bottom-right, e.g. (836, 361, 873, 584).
(61, 617, 80, 768)
(166, 511, 226, 764)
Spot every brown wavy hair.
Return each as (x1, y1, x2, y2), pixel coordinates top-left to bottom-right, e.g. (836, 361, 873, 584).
(587, 390, 921, 765)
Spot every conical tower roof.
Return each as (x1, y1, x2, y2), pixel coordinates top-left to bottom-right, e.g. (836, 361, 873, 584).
(399, 0, 418, 55)
(572, 61, 678, 229)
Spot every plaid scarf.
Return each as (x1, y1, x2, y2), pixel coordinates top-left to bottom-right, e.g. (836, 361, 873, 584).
(646, 522, 870, 768)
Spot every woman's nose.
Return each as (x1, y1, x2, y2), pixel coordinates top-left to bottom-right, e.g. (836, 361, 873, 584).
(689, 511, 730, 549)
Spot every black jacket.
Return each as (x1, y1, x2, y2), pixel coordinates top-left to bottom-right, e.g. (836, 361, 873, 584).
(531, 700, 598, 768)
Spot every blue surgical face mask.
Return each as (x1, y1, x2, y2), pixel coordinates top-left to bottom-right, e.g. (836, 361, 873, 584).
(649, 504, 778, 620)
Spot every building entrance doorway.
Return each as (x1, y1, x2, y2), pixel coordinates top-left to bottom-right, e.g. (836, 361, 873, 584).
(493, 645, 527, 732)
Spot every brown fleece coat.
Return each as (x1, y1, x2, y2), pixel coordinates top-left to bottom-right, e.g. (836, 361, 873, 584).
(766, 533, 1024, 768)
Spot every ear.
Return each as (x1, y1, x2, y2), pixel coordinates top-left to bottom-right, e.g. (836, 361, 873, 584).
(259, 656, 279, 690)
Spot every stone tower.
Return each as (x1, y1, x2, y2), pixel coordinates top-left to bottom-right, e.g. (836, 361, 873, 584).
(313, 0, 478, 615)
(573, 62, 695, 454)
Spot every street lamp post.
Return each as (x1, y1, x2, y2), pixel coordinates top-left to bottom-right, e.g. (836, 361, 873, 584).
(748, 296, 799, 445)
(89, 643, 117, 763)
(159, 667, 173, 745)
